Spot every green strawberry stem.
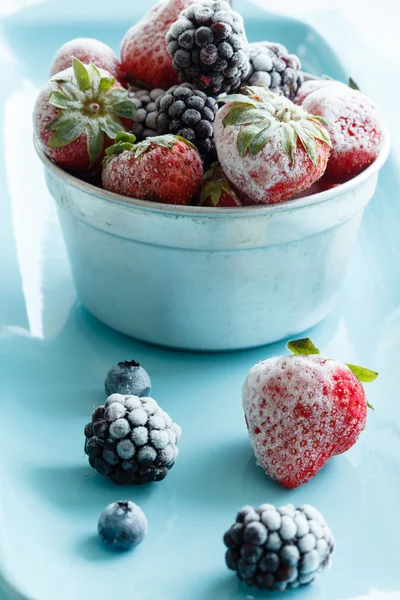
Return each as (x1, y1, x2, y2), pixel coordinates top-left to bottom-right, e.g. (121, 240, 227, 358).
(45, 58, 137, 166)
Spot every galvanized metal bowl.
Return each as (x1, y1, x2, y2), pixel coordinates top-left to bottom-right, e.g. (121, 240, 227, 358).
(34, 134, 390, 351)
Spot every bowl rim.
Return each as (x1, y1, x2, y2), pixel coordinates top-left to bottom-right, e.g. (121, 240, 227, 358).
(34, 127, 390, 217)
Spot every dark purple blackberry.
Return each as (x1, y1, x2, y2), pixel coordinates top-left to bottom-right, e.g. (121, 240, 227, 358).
(127, 86, 165, 141)
(224, 504, 334, 591)
(156, 83, 217, 161)
(84, 394, 181, 485)
(166, 0, 250, 96)
(242, 41, 304, 100)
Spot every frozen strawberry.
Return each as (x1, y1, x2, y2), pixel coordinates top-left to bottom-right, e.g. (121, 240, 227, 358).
(302, 85, 384, 184)
(242, 338, 378, 488)
(34, 59, 136, 172)
(214, 86, 331, 204)
(198, 162, 242, 207)
(49, 38, 120, 79)
(120, 0, 199, 89)
(102, 132, 203, 205)
(294, 78, 347, 105)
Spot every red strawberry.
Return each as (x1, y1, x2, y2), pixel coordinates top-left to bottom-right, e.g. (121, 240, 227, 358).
(214, 86, 331, 204)
(120, 0, 199, 89)
(294, 78, 347, 105)
(34, 58, 136, 172)
(302, 85, 384, 184)
(49, 38, 120, 79)
(242, 338, 377, 488)
(102, 132, 203, 205)
(198, 162, 242, 207)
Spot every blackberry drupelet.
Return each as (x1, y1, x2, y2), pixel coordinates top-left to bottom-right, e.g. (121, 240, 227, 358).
(84, 394, 181, 485)
(166, 0, 250, 95)
(242, 41, 304, 100)
(223, 504, 334, 591)
(128, 86, 165, 140)
(156, 83, 217, 161)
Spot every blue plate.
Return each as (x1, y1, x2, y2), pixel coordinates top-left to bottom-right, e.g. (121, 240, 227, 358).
(1, 1, 399, 599)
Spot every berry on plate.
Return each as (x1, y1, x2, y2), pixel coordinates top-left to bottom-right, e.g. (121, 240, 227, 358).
(33, 59, 136, 172)
(198, 161, 241, 206)
(224, 503, 334, 590)
(128, 86, 165, 140)
(102, 132, 203, 205)
(242, 41, 303, 100)
(49, 38, 120, 78)
(105, 360, 151, 398)
(166, 0, 250, 95)
(294, 78, 347, 106)
(214, 86, 331, 204)
(120, 0, 198, 89)
(156, 83, 217, 162)
(302, 85, 384, 183)
(242, 338, 378, 488)
(85, 394, 181, 485)
(98, 501, 148, 550)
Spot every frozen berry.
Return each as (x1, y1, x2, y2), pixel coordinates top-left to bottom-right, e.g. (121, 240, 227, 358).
(98, 501, 147, 550)
(104, 359, 151, 397)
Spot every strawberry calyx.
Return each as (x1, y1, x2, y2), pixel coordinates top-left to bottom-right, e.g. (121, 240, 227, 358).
(45, 57, 137, 166)
(105, 133, 198, 160)
(218, 85, 331, 166)
(199, 162, 236, 207)
(286, 337, 378, 408)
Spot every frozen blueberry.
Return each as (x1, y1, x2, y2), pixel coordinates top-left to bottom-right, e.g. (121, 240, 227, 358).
(104, 360, 151, 398)
(98, 501, 147, 551)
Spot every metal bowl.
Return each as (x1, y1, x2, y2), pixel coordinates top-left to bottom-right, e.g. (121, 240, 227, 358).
(34, 134, 390, 351)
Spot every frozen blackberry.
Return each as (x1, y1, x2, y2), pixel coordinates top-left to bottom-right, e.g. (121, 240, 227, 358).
(166, 0, 250, 96)
(156, 83, 217, 161)
(223, 503, 334, 591)
(84, 394, 181, 485)
(242, 41, 303, 100)
(128, 86, 165, 141)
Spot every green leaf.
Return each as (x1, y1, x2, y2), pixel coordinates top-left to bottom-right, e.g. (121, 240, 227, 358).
(88, 63, 102, 94)
(49, 91, 82, 110)
(280, 124, 297, 166)
(105, 141, 135, 156)
(58, 81, 86, 102)
(302, 119, 332, 147)
(348, 77, 360, 91)
(222, 107, 265, 127)
(86, 120, 104, 166)
(111, 100, 137, 119)
(219, 93, 258, 108)
(292, 123, 319, 166)
(237, 124, 263, 157)
(249, 125, 274, 156)
(105, 88, 128, 103)
(98, 114, 126, 139)
(367, 401, 375, 410)
(48, 119, 85, 148)
(99, 77, 116, 95)
(345, 364, 378, 383)
(115, 131, 137, 144)
(45, 111, 81, 131)
(287, 338, 320, 355)
(72, 57, 91, 92)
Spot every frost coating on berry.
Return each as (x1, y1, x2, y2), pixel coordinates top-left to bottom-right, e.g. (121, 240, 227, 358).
(294, 78, 348, 105)
(98, 501, 147, 551)
(224, 503, 334, 591)
(302, 85, 384, 183)
(214, 89, 331, 204)
(85, 395, 181, 484)
(120, 0, 198, 89)
(49, 38, 120, 78)
(242, 354, 367, 487)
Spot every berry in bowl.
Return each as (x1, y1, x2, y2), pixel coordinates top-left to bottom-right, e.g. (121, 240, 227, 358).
(34, 0, 389, 351)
